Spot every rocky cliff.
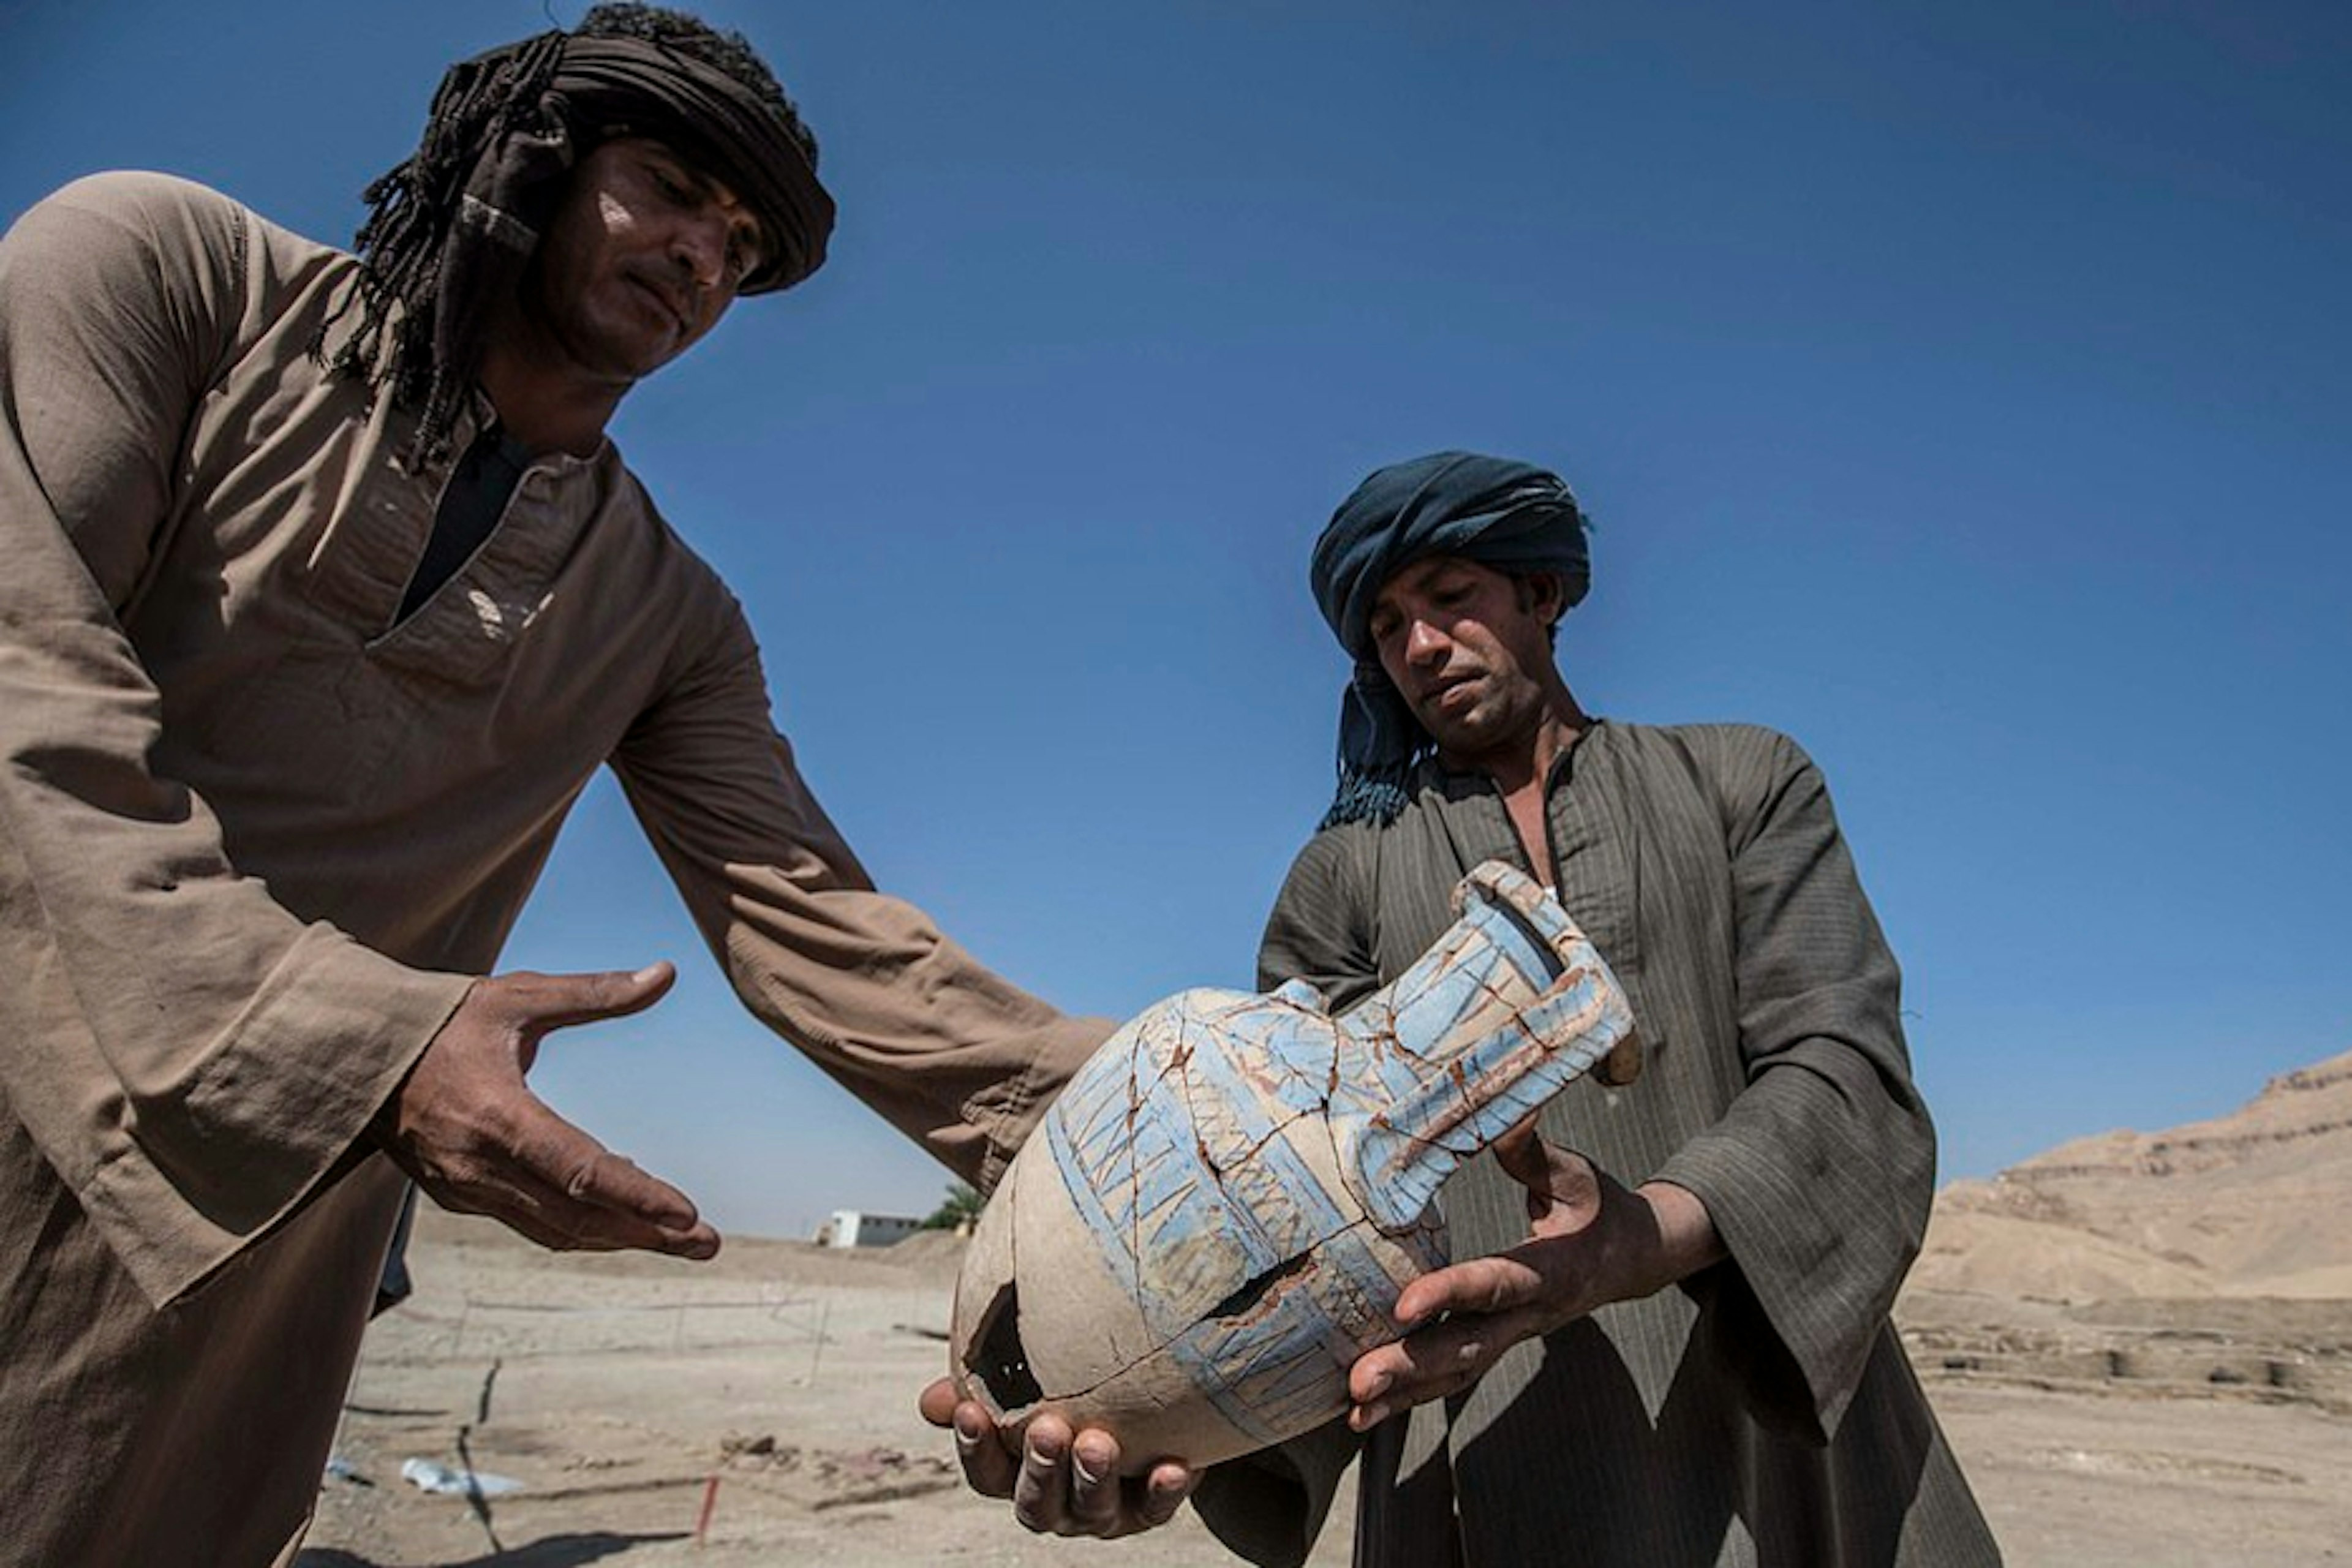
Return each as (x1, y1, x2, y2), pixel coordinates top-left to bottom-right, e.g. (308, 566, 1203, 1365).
(1913, 1047, 2352, 1302)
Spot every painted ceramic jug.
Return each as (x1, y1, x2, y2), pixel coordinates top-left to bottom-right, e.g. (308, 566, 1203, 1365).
(949, 860, 1637, 1469)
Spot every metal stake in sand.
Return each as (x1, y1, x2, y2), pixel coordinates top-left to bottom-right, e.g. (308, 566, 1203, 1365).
(455, 1359, 505, 1555)
(807, 1297, 830, 1385)
(693, 1473, 722, 1546)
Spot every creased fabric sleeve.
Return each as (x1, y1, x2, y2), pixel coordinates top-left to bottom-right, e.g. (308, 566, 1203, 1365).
(1253, 823, 1384, 1009)
(611, 608, 1109, 1193)
(0, 174, 474, 1307)
(1650, 728, 1936, 1440)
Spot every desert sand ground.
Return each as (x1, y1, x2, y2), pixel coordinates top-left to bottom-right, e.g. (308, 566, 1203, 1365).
(296, 1209, 2352, 1568)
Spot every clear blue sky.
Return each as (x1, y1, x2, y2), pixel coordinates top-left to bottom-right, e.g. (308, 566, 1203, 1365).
(7, 1, 2346, 1240)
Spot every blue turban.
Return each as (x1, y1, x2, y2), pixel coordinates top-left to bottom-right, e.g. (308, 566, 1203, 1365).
(1309, 451, 1589, 827)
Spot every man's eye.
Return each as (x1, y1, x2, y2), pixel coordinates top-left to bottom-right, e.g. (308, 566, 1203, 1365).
(727, 230, 763, 277)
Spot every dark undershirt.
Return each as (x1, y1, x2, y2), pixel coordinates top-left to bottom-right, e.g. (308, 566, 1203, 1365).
(396, 424, 536, 623)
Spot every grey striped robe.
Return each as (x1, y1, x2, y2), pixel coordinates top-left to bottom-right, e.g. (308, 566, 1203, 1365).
(1191, 722, 1999, 1567)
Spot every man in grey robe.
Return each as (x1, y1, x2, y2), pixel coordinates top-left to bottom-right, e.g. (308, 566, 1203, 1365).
(1175, 451, 2002, 1565)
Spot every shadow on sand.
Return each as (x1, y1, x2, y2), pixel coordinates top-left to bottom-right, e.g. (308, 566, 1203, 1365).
(296, 1532, 687, 1568)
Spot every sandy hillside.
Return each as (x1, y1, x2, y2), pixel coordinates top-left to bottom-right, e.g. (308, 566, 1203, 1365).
(1913, 1046, 2352, 1302)
(299, 1047, 2352, 1567)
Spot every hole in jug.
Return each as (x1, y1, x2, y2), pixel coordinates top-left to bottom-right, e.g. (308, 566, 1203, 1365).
(964, 1281, 1044, 1413)
(1207, 1252, 1314, 1324)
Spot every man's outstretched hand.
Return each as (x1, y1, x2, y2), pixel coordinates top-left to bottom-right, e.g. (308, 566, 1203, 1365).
(1344, 1121, 1724, 1430)
(370, 962, 720, 1260)
(917, 1379, 1197, 1538)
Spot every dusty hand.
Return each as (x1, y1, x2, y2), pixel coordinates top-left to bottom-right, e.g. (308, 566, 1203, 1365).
(917, 1379, 1196, 1537)
(1346, 1122, 1719, 1429)
(371, 962, 719, 1259)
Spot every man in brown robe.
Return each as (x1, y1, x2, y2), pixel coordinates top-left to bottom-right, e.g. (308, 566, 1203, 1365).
(1173, 450, 2001, 1564)
(0, 8, 1131, 1562)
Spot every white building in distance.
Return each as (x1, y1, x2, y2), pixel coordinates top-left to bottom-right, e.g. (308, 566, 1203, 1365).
(814, 1209, 924, 1249)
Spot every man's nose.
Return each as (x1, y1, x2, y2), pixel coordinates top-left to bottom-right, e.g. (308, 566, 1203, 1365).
(1404, 619, 1449, 665)
(669, 214, 729, 289)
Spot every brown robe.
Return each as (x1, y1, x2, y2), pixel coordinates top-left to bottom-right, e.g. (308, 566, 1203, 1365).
(0, 172, 1102, 1566)
(1192, 721, 2000, 1566)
